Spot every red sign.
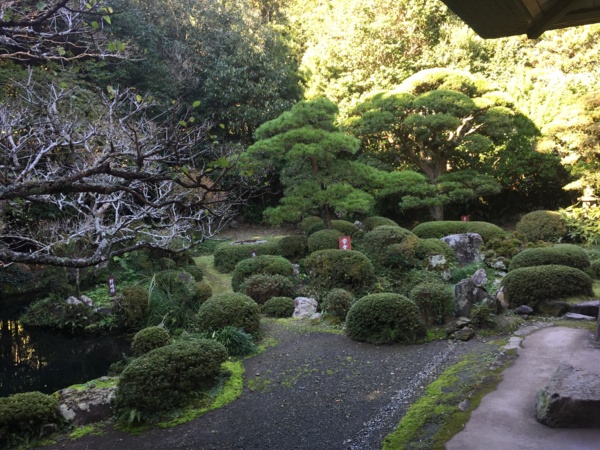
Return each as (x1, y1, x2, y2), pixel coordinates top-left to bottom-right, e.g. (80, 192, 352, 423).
(461, 215, 470, 222)
(339, 236, 352, 250)
(108, 276, 117, 297)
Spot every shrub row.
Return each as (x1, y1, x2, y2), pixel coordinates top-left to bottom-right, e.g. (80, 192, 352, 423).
(508, 244, 590, 271)
(412, 221, 506, 242)
(231, 255, 293, 291)
(213, 240, 281, 273)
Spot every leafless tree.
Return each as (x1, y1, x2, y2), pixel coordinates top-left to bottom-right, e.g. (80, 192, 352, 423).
(0, 75, 257, 267)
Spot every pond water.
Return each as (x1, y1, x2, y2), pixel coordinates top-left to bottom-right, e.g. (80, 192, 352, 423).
(0, 308, 131, 397)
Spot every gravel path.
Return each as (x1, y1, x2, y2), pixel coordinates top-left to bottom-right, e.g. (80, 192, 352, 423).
(44, 321, 487, 450)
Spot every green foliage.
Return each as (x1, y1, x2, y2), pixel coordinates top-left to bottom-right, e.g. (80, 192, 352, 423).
(415, 238, 456, 263)
(307, 229, 344, 252)
(183, 265, 204, 282)
(194, 293, 261, 336)
(213, 241, 281, 273)
(305, 220, 359, 237)
(231, 255, 293, 291)
(412, 221, 507, 242)
(483, 235, 525, 261)
(322, 288, 355, 320)
(502, 265, 594, 308)
(131, 326, 171, 356)
(560, 206, 600, 245)
(360, 226, 420, 271)
(241, 274, 295, 305)
(0, 392, 60, 448)
(362, 216, 400, 232)
(115, 339, 228, 418)
(590, 260, 600, 279)
(394, 269, 445, 297)
(409, 282, 455, 325)
(195, 280, 213, 305)
(277, 235, 309, 260)
(197, 326, 257, 357)
(508, 244, 590, 271)
(20, 295, 100, 333)
(304, 249, 375, 295)
(515, 210, 568, 242)
(298, 216, 324, 232)
(262, 296, 296, 318)
(345, 293, 425, 344)
(120, 285, 149, 323)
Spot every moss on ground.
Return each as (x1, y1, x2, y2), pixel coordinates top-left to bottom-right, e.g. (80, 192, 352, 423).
(194, 255, 232, 295)
(264, 317, 344, 335)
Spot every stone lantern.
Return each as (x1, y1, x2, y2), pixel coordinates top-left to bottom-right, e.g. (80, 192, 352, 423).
(578, 187, 598, 209)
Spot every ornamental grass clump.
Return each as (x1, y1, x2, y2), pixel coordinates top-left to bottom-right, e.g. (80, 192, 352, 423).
(508, 244, 590, 271)
(131, 326, 171, 356)
(345, 293, 425, 344)
(231, 255, 293, 291)
(194, 292, 261, 336)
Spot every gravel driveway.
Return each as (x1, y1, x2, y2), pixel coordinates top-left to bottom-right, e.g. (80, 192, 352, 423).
(44, 320, 487, 450)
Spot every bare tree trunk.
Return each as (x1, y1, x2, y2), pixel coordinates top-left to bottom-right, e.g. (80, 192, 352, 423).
(430, 204, 444, 221)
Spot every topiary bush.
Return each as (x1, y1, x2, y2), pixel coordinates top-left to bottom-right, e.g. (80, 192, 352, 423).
(299, 216, 324, 233)
(241, 274, 295, 304)
(213, 240, 281, 273)
(195, 279, 213, 305)
(183, 264, 204, 281)
(412, 221, 506, 242)
(114, 339, 228, 417)
(120, 285, 149, 322)
(0, 391, 60, 448)
(345, 293, 425, 344)
(307, 220, 360, 237)
(502, 265, 594, 309)
(194, 292, 261, 336)
(262, 296, 295, 318)
(360, 226, 420, 271)
(131, 326, 171, 356)
(515, 210, 567, 242)
(409, 282, 455, 325)
(231, 255, 294, 292)
(304, 249, 375, 295)
(307, 228, 344, 252)
(414, 238, 456, 262)
(508, 244, 591, 271)
(591, 259, 600, 279)
(278, 235, 309, 260)
(322, 288, 355, 320)
(362, 216, 399, 232)
(394, 269, 445, 296)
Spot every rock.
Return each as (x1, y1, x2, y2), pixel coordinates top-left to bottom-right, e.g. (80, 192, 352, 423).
(487, 257, 508, 271)
(570, 300, 600, 317)
(515, 305, 534, 315)
(57, 379, 118, 425)
(562, 312, 596, 321)
(458, 399, 471, 412)
(426, 254, 451, 280)
(471, 269, 488, 287)
(80, 295, 93, 307)
(354, 220, 364, 230)
(496, 287, 508, 311)
(310, 312, 323, 321)
(504, 336, 523, 350)
(292, 264, 300, 276)
(454, 278, 494, 318)
(479, 296, 499, 315)
(293, 297, 318, 319)
(445, 317, 472, 335)
(450, 327, 475, 341)
(537, 301, 571, 317)
(441, 233, 484, 265)
(536, 363, 600, 428)
(66, 296, 82, 305)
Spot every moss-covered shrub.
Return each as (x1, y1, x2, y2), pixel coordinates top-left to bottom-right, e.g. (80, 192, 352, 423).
(515, 210, 567, 242)
(195, 279, 213, 304)
(409, 282, 455, 325)
(278, 235, 309, 260)
(213, 240, 281, 273)
(502, 265, 594, 309)
(304, 249, 375, 295)
(483, 235, 525, 261)
(308, 228, 344, 252)
(412, 221, 506, 242)
(231, 255, 294, 292)
(508, 244, 591, 271)
(394, 269, 445, 296)
(121, 285, 149, 322)
(306, 220, 360, 237)
(262, 296, 295, 318)
(115, 339, 227, 416)
(241, 274, 295, 304)
(362, 216, 399, 232)
(131, 326, 171, 356)
(194, 292, 261, 336)
(415, 238, 456, 262)
(345, 293, 425, 344)
(322, 288, 355, 320)
(20, 295, 100, 333)
(299, 215, 324, 233)
(360, 226, 420, 271)
(183, 264, 204, 281)
(0, 391, 60, 448)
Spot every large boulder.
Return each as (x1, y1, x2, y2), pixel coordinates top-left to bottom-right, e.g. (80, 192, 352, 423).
(57, 377, 118, 425)
(570, 300, 600, 317)
(441, 233, 484, 266)
(454, 278, 495, 318)
(536, 363, 600, 428)
(293, 297, 318, 319)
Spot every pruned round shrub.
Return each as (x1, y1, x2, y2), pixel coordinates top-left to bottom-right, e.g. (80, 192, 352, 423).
(409, 282, 455, 325)
(345, 293, 425, 344)
(414, 238, 456, 262)
(591, 259, 600, 279)
(263, 296, 295, 318)
(115, 339, 227, 416)
(195, 279, 213, 304)
(308, 228, 344, 252)
(515, 210, 567, 242)
(231, 255, 294, 291)
(278, 235, 309, 260)
(395, 269, 445, 296)
(502, 265, 594, 309)
(131, 326, 171, 356)
(508, 244, 590, 271)
(195, 292, 261, 336)
(304, 249, 375, 295)
(0, 392, 59, 448)
(183, 264, 204, 281)
(361, 226, 419, 270)
(213, 240, 281, 273)
(299, 216, 324, 233)
(322, 288, 355, 320)
(308, 220, 360, 237)
(362, 216, 399, 232)
(412, 221, 506, 242)
(121, 285, 149, 321)
(241, 274, 295, 304)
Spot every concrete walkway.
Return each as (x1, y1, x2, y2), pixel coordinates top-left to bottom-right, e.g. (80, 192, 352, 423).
(447, 326, 600, 450)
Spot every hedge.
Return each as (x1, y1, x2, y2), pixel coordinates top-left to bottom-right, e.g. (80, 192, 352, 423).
(362, 216, 399, 232)
(508, 244, 590, 271)
(231, 255, 293, 292)
(412, 221, 507, 242)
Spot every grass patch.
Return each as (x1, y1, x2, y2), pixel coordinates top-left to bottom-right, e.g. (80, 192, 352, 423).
(194, 255, 233, 295)
(265, 317, 344, 335)
(69, 424, 106, 440)
(65, 377, 119, 392)
(382, 344, 517, 449)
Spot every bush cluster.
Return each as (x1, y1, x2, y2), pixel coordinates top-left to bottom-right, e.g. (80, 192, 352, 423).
(120, 285, 149, 322)
(515, 210, 567, 242)
(394, 270, 445, 296)
(508, 244, 591, 271)
(131, 326, 171, 356)
(213, 240, 281, 273)
(304, 249, 375, 295)
(0, 392, 59, 448)
(360, 226, 419, 271)
(115, 339, 227, 416)
(409, 282, 455, 325)
(182, 264, 204, 281)
(231, 255, 294, 291)
(322, 288, 355, 320)
(194, 292, 261, 336)
(20, 295, 101, 333)
(345, 293, 425, 344)
(298, 216, 324, 233)
(502, 265, 594, 308)
(362, 216, 399, 232)
(278, 235, 309, 260)
(307, 228, 344, 252)
(241, 274, 295, 304)
(412, 221, 506, 242)
(262, 296, 295, 318)
(195, 279, 213, 305)
(414, 238, 456, 262)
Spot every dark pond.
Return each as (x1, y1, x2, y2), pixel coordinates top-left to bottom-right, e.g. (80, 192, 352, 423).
(0, 305, 131, 398)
